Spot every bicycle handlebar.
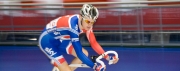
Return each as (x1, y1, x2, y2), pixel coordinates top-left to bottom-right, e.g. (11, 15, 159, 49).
(96, 51, 118, 67)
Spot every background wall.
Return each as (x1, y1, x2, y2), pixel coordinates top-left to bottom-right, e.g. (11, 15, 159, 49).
(0, 1, 180, 71)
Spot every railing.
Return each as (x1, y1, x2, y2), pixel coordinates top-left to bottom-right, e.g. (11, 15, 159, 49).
(0, 1, 180, 46)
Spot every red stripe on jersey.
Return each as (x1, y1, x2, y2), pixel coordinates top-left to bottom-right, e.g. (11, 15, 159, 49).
(68, 45, 73, 54)
(53, 58, 66, 67)
(56, 15, 74, 28)
(64, 36, 70, 38)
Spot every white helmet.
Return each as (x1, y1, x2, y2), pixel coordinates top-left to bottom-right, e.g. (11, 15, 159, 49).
(80, 4, 99, 20)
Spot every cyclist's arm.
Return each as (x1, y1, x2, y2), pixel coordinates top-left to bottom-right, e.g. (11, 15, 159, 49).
(69, 29, 95, 68)
(86, 29, 108, 58)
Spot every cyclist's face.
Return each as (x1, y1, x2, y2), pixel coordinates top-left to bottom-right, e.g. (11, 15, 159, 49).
(82, 16, 95, 30)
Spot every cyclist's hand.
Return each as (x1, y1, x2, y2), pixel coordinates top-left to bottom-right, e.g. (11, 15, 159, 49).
(108, 56, 119, 65)
(93, 63, 106, 71)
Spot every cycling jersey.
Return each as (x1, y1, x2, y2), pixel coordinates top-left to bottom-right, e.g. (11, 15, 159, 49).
(39, 14, 105, 68)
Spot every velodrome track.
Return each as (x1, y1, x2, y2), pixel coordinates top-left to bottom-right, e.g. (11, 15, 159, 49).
(0, 46, 180, 71)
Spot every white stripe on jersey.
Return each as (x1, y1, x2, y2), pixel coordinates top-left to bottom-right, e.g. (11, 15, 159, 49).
(51, 55, 64, 64)
(66, 42, 72, 54)
(77, 14, 80, 19)
(56, 27, 79, 36)
(54, 35, 70, 40)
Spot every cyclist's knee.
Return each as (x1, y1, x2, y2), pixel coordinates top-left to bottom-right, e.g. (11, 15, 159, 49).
(51, 56, 66, 67)
(52, 63, 72, 71)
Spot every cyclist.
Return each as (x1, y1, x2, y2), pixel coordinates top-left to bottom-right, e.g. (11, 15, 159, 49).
(38, 4, 119, 71)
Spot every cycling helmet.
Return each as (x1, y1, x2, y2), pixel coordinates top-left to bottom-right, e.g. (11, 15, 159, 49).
(80, 4, 99, 20)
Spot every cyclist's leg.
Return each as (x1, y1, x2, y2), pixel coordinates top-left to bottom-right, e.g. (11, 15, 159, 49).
(58, 40, 89, 71)
(70, 47, 89, 70)
(52, 60, 71, 71)
(38, 33, 72, 71)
